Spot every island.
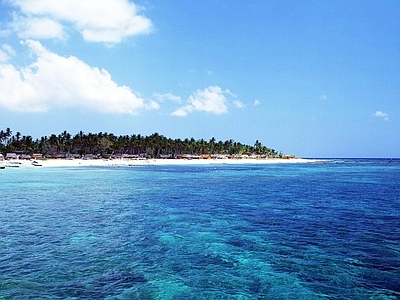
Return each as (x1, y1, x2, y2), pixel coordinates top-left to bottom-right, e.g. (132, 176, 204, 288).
(0, 128, 319, 167)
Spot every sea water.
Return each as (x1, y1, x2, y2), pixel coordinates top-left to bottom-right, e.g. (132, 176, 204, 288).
(0, 159, 399, 299)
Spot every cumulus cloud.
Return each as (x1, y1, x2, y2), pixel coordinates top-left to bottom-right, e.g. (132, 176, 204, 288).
(171, 86, 231, 117)
(372, 111, 389, 121)
(6, 0, 152, 43)
(253, 99, 260, 106)
(0, 40, 146, 114)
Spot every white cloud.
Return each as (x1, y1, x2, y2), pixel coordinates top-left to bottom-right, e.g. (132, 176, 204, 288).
(319, 94, 327, 100)
(0, 44, 15, 62)
(145, 100, 160, 110)
(10, 15, 65, 40)
(170, 108, 188, 117)
(7, 0, 152, 43)
(0, 51, 8, 63)
(2, 44, 16, 56)
(171, 86, 231, 117)
(233, 100, 245, 109)
(0, 28, 12, 37)
(373, 111, 389, 121)
(0, 40, 146, 114)
(153, 93, 182, 103)
(253, 99, 260, 106)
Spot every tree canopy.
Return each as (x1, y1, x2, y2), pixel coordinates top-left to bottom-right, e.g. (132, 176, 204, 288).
(0, 128, 282, 158)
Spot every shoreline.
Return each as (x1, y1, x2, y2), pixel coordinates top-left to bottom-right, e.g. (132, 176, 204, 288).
(1, 158, 325, 168)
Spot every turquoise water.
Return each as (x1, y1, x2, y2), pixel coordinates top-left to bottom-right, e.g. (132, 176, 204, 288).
(1, 160, 399, 299)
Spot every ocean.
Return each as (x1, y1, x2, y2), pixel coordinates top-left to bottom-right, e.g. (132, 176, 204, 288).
(1, 159, 399, 299)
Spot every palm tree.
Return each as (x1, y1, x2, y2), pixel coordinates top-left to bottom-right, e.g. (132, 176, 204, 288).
(49, 134, 59, 152)
(21, 135, 34, 153)
(39, 136, 49, 155)
(209, 137, 216, 154)
(0, 128, 283, 159)
(0, 130, 6, 149)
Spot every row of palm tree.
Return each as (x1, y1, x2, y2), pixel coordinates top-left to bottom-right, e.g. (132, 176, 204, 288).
(0, 128, 282, 158)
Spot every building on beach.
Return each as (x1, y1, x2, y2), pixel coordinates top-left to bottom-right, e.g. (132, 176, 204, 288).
(6, 153, 18, 160)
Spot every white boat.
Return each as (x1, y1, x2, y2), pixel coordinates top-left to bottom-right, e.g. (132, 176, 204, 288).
(32, 161, 42, 166)
(6, 161, 21, 167)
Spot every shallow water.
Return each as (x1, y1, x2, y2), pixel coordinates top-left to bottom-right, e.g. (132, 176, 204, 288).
(1, 160, 399, 299)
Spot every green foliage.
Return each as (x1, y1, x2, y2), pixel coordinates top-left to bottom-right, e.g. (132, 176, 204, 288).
(0, 128, 280, 158)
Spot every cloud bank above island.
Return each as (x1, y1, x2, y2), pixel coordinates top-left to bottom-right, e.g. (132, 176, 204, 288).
(0, 0, 245, 117)
(0, 40, 146, 114)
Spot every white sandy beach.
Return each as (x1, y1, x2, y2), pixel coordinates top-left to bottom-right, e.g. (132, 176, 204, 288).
(3, 158, 323, 168)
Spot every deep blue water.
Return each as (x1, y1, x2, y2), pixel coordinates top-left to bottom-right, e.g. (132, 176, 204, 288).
(1, 159, 399, 299)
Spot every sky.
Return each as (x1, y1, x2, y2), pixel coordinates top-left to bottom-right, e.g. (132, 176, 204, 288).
(0, 0, 399, 158)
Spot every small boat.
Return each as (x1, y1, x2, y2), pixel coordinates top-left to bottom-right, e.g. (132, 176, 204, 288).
(6, 161, 21, 167)
(0, 166, 5, 169)
(32, 161, 42, 167)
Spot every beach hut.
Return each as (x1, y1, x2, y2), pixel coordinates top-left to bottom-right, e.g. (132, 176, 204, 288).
(20, 154, 31, 160)
(32, 153, 43, 159)
(6, 153, 18, 160)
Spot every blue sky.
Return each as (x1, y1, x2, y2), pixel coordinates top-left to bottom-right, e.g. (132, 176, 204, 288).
(0, 0, 399, 158)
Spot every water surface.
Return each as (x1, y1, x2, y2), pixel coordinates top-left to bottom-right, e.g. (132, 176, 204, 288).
(1, 160, 399, 299)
